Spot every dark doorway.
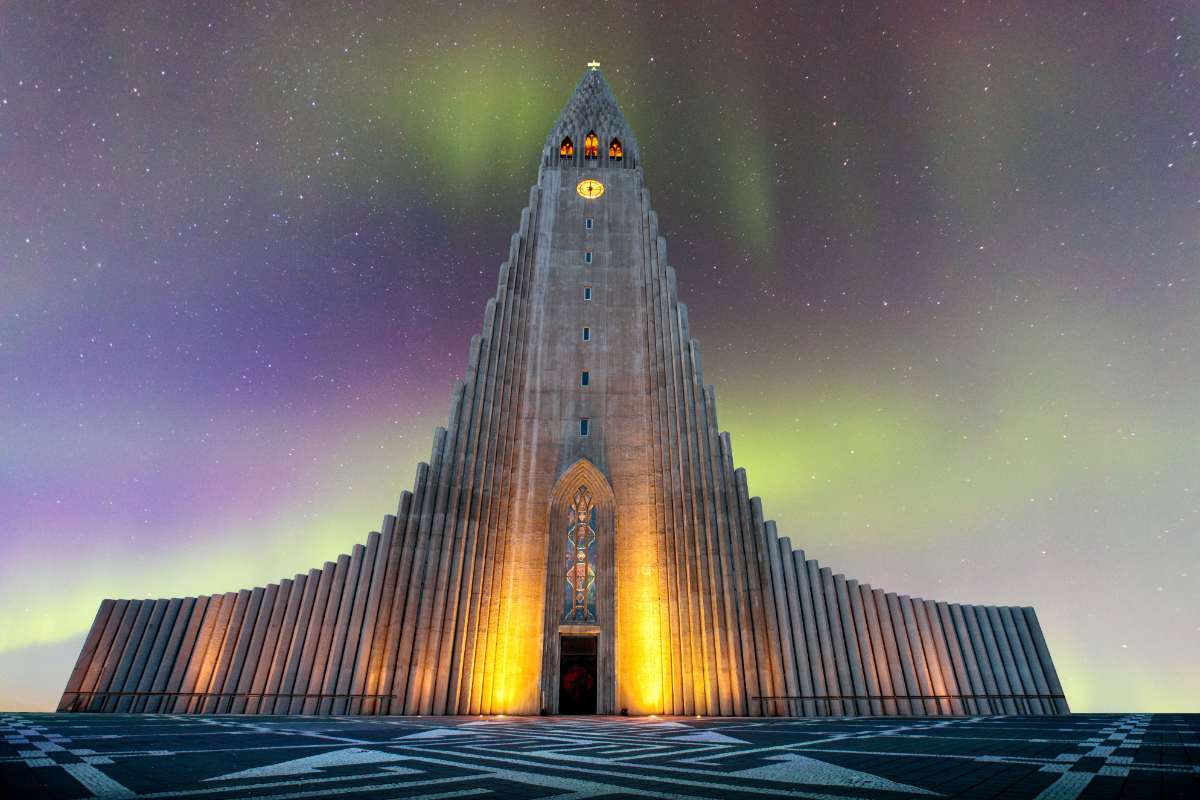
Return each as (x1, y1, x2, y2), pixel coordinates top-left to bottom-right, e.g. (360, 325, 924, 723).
(558, 635, 597, 714)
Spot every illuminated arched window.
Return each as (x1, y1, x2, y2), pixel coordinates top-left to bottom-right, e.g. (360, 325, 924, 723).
(584, 130, 599, 160)
(563, 486, 598, 622)
(608, 138, 623, 160)
(560, 136, 574, 159)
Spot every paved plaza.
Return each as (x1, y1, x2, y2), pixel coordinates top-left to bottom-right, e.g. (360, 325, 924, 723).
(1, 712, 1196, 799)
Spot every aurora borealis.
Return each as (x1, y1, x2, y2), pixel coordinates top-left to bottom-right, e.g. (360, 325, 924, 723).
(1, 1, 1196, 713)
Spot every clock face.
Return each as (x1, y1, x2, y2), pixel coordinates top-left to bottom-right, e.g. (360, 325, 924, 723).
(576, 178, 605, 199)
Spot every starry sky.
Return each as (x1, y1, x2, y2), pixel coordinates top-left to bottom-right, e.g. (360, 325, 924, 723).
(1, 2, 1196, 713)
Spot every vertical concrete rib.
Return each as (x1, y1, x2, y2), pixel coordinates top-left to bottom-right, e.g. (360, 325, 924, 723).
(912, 598, 950, 714)
(667, 298, 703, 714)
(718, 435, 759, 716)
(146, 597, 195, 713)
(58, 599, 115, 711)
(859, 585, 897, 715)
(701, 384, 742, 715)
(73, 599, 129, 713)
(393, 418, 456, 714)
(834, 575, 870, 715)
(191, 592, 236, 713)
(468, 216, 531, 716)
(758, 522, 796, 714)
(202, 589, 250, 713)
(872, 589, 909, 714)
(751, 498, 788, 715)
(336, 531, 382, 715)
(820, 568, 855, 715)
(764, 528, 799, 715)
(643, 214, 676, 715)
(171, 595, 217, 713)
(287, 564, 334, 714)
(230, 585, 276, 714)
(100, 600, 152, 712)
(87, 598, 136, 711)
(676, 322, 719, 715)
(937, 602, 978, 714)
(660, 295, 694, 714)
(882, 593, 918, 714)
(999, 605, 1043, 714)
(319, 546, 364, 714)
(847, 580, 883, 715)
(246, 579, 291, 714)
(961, 604, 1001, 713)
(807, 561, 841, 715)
(219, 587, 265, 713)
(948, 603, 990, 714)
(985, 606, 1028, 714)
(269, 571, 315, 714)
(480, 202, 541, 714)
(131, 598, 183, 712)
(652, 248, 687, 714)
(427, 339, 489, 715)
(794, 552, 825, 716)
(922, 598, 964, 714)
(349, 522, 393, 714)
(379, 459, 436, 713)
(113, 598, 166, 713)
(1023, 607, 1069, 713)
(461, 263, 523, 714)
(897, 595, 938, 714)
(443, 327, 499, 713)
(973, 605, 1017, 713)
(1009, 607, 1053, 714)
(778, 541, 814, 716)
(364, 490, 416, 715)
(303, 555, 349, 715)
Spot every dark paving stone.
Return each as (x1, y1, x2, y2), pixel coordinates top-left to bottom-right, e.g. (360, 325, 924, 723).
(0, 712, 1196, 798)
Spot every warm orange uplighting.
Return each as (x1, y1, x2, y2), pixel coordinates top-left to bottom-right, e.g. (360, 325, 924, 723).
(584, 131, 599, 159)
(608, 138, 623, 160)
(560, 137, 574, 158)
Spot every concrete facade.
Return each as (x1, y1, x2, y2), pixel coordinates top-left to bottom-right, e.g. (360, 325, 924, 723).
(59, 69, 1069, 717)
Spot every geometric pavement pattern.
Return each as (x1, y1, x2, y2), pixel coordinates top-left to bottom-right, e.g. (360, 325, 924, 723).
(1, 712, 1196, 799)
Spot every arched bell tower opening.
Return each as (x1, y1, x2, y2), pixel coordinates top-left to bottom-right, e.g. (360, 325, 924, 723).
(539, 459, 617, 714)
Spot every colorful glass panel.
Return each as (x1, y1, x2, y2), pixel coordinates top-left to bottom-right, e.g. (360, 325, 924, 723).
(563, 487, 598, 622)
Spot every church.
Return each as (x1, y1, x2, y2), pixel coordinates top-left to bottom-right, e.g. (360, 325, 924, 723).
(59, 68, 1068, 718)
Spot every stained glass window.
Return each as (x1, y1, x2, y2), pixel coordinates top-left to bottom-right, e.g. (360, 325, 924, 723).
(563, 487, 598, 622)
(584, 131, 599, 159)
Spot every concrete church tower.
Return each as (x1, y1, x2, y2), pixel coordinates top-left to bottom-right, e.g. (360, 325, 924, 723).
(60, 68, 1069, 717)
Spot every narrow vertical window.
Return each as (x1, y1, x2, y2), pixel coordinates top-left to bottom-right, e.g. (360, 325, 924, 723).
(583, 286, 592, 301)
(584, 131, 599, 159)
(581, 370, 590, 387)
(563, 486, 597, 622)
(560, 136, 574, 158)
(582, 327, 591, 341)
(585, 217, 593, 230)
(579, 418, 590, 436)
(584, 251, 592, 264)
(608, 138, 623, 160)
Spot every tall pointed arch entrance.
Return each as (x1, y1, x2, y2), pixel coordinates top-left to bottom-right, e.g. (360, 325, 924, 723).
(539, 459, 617, 714)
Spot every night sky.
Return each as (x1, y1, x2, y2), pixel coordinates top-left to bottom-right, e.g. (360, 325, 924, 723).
(2, 2, 1196, 713)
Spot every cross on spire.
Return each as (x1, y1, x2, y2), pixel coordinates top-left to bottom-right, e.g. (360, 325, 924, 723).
(587, 60, 601, 71)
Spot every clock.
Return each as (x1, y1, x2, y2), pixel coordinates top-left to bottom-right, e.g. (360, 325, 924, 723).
(576, 178, 605, 199)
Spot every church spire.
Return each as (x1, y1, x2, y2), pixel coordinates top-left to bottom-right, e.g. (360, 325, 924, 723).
(544, 65, 638, 169)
